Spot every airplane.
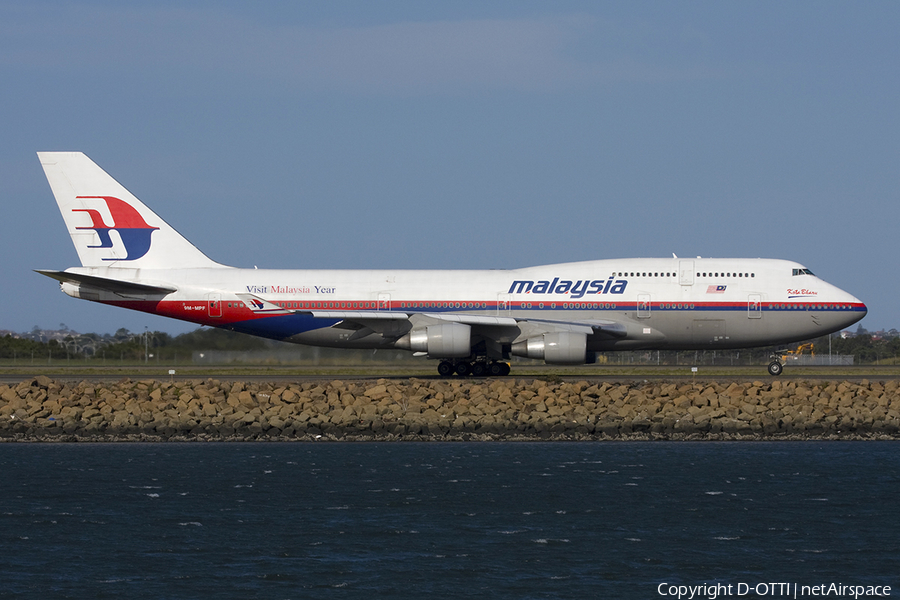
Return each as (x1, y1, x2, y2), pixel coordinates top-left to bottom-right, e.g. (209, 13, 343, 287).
(36, 152, 867, 377)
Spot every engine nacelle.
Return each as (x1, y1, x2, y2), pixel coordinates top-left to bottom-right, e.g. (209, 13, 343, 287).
(511, 332, 589, 364)
(61, 282, 100, 301)
(394, 323, 472, 358)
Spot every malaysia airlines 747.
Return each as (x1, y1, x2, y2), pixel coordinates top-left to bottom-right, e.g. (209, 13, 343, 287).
(37, 152, 867, 376)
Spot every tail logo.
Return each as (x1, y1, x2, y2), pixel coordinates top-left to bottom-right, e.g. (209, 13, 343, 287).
(73, 196, 159, 261)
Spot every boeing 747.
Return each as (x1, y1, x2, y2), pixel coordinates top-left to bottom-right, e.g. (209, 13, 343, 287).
(37, 152, 867, 376)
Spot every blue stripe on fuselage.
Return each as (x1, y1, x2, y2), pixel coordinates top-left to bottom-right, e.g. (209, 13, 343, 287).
(227, 313, 340, 341)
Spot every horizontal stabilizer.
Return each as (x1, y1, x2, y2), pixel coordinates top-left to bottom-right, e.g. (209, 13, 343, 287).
(35, 270, 176, 296)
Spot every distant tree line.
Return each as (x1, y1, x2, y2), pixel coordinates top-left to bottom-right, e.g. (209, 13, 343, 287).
(815, 332, 900, 364)
(598, 331, 900, 367)
(1, 327, 899, 365)
(0, 327, 270, 362)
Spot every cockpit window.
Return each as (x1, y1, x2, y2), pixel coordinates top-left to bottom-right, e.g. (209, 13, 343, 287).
(792, 268, 815, 276)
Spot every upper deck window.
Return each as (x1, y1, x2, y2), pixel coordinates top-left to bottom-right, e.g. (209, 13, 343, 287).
(792, 268, 815, 276)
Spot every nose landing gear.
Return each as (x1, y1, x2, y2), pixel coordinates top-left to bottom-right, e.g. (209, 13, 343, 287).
(767, 354, 784, 376)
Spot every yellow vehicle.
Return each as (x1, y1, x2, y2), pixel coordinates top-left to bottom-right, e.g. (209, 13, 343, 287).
(781, 343, 814, 362)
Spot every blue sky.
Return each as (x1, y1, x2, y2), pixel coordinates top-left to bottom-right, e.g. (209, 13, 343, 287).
(2, 1, 897, 335)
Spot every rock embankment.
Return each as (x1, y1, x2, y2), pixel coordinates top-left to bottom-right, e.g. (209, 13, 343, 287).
(2, 377, 899, 441)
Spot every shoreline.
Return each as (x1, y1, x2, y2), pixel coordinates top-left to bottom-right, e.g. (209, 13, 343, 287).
(2, 376, 899, 442)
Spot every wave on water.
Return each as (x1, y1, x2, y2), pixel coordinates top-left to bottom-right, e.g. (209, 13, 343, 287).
(2, 441, 898, 598)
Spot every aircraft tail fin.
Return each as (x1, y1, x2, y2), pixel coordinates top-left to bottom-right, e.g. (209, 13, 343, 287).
(38, 152, 224, 269)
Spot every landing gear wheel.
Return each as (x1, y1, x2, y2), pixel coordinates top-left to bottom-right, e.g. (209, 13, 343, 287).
(767, 361, 784, 376)
(471, 362, 487, 377)
(455, 362, 471, 376)
(488, 362, 504, 376)
(437, 361, 455, 377)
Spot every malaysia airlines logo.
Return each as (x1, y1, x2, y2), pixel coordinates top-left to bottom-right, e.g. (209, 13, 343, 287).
(72, 196, 159, 261)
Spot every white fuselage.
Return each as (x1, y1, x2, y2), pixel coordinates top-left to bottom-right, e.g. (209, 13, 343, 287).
(63, 256, 866, 352)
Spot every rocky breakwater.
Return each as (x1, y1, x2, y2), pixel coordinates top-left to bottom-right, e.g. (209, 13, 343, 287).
(1, 376, 900, 441)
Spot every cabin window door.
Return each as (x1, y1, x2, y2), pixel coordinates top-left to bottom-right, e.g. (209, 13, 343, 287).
(497, 293, 510, 315)
(378, 293, 391, 311)
(207, 293, 222, 318)
(748, 294, 762, 319)
(637, 294, 651, 318)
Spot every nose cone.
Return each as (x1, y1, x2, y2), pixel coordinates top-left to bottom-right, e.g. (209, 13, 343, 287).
(842, 292, 867, 329)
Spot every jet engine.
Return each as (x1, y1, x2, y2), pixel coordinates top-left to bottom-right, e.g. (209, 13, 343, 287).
(394, 323, 472, 358)
(510, 332, 590, 364)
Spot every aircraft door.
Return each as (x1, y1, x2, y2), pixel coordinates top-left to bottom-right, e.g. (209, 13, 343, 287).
(679, 261, 694, 286)
(637, 294, 651, 319)
(748, 294, 762, 319)
(377, 293, 391, 311)
(207, 293, 222, 318)
(497, 293, 510, 315)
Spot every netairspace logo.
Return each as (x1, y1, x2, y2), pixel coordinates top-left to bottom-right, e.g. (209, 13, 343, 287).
(657, 582, 891, 599)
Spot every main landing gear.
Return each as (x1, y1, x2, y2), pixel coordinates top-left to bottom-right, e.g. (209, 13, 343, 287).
(437, 360, 511, 377)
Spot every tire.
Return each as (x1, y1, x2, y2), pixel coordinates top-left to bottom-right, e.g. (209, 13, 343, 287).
(767, 361, 783, 376)
(499, 363, 511, 376)
(488, 362, 504, 376)
(437, 361, 455, 377)
(472, 362, 487, 377)
(455, 362, 471, 376)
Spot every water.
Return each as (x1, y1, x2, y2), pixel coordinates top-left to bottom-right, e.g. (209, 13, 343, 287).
(1, 442, 898, 599)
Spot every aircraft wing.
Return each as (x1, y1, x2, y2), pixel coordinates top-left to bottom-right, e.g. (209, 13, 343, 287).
(35, 270, 176, 297)
(237, 295, 647, 348)
(311, 311, 518, 327)
(297, 309, 631, 343)
(519, 318, 629, 338)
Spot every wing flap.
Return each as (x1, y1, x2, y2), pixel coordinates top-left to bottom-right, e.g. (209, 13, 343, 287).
(309, 310, 411, 320)
(420, 313, 519, 327)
